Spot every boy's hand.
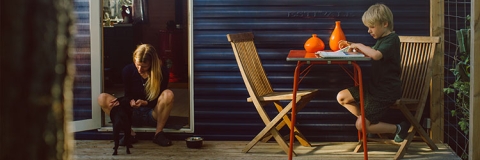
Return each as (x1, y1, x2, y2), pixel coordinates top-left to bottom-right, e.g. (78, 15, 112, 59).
(348, 43, 364, 53)
(338, 40, 350, 50)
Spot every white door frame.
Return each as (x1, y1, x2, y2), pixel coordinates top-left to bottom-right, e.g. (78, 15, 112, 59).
(69, 0, 102, 132)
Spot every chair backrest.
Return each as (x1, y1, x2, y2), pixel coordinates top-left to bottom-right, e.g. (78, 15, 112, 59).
(398, 36, 440, 104)
(227, 32, 273, 98)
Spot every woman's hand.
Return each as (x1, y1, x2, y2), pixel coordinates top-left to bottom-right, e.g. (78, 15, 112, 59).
(108, 98, 120, 109)
(130, 99, 147, 108)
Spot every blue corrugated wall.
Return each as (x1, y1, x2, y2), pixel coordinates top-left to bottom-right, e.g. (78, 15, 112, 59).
(73, 0, 93, 121)
(192, 0, 430, 141)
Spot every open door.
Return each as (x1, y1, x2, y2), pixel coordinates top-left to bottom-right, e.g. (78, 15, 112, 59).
(69, 0, 194, 133)
(98, 0, 193, 133)
(69, 0, 102, 132)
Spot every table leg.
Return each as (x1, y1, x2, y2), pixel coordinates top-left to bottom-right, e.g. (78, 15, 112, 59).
(352, 62, 368, 160)
(289, 61, 368, 160)
(289, 61, 302, 160)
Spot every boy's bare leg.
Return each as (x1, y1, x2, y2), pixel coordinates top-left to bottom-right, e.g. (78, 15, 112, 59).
(355, 117, 397, 134)
(337, 89, 361, 116)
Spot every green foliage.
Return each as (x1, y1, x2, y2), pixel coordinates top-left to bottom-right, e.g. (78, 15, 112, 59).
(444, 77, 470, 135)
(443, 15, 470, 136)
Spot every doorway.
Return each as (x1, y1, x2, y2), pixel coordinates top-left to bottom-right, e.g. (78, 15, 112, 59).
(101, 0, 191, 133)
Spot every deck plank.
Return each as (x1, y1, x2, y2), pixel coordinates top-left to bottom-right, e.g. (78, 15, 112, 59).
(73, 140, 461, 160)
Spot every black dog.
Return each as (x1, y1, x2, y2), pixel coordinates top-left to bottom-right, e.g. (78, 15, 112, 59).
(110, 97, 133, 155)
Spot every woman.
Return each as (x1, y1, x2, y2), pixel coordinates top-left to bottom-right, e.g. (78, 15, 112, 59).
(98, 44, 174, 146)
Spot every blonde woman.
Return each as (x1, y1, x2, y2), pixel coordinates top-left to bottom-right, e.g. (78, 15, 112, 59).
(98, 44, 174, 146)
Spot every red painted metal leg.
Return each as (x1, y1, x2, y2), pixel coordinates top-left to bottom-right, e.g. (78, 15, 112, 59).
(289, 61, 302, 160)
(352, 62, 368, 160)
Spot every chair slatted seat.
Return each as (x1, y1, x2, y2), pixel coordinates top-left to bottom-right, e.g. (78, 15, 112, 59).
(227, 32, 318, 156)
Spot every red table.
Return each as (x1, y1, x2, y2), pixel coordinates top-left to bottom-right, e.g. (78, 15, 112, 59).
(286, 50, 371, 160)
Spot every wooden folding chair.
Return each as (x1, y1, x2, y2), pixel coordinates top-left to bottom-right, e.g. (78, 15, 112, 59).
(227, 32, 318, 156)
(355, 36, 440, 159)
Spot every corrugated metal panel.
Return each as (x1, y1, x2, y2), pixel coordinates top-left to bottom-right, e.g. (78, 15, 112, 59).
(193, 0, 430, 141)
(72, 0, 93, 120)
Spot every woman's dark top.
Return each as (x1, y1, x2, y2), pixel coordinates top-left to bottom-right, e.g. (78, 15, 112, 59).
(122, 63, 169, 108)
(368, 32, 402, 101)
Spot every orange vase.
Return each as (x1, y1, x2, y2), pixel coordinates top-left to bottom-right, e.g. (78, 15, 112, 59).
(304, 34, 325, 53)
(329, 21, 346, 51)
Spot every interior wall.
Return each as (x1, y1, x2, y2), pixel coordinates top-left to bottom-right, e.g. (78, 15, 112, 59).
(133, 0, 186, 51)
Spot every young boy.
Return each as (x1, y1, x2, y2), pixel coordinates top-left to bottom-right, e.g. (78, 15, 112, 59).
(336, 3, 408, 142)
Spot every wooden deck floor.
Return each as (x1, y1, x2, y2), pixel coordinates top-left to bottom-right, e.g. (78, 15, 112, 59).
(73, 140, 461, 160)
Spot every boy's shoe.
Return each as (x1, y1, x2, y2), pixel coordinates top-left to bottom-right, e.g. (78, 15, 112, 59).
(394, 121, 410, 142)
(119, 135, 138, 146)
(153, 131, 172, 146)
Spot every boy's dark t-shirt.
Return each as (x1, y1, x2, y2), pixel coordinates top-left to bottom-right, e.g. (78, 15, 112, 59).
(122, 63, 169, 108)
(368, 32, 402, 101)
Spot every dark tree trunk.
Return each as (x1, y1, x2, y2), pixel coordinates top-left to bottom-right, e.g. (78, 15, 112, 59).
(1, 0, 76, 159)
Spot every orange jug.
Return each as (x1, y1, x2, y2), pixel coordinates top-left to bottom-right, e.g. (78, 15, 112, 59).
(329, 21, 346, 51)
(304, 34, 325, 53)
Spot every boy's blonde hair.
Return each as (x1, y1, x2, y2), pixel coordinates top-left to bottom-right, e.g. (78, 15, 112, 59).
(362, 3, 394, 31)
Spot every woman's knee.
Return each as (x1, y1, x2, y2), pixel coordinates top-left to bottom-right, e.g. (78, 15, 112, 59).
(97, 93, 116, 107)
(163, 89, 174, 100)
(157, 89, 174, 105)
(97, 93, 109, 106)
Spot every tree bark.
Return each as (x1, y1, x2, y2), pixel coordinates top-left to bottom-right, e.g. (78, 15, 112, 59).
(1, 0, 75, 159)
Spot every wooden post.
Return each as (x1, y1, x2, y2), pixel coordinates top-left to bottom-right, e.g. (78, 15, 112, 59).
(430, 0, 444, 142)
(0, 0, 75, 159)
(469, 1, 479, 160)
